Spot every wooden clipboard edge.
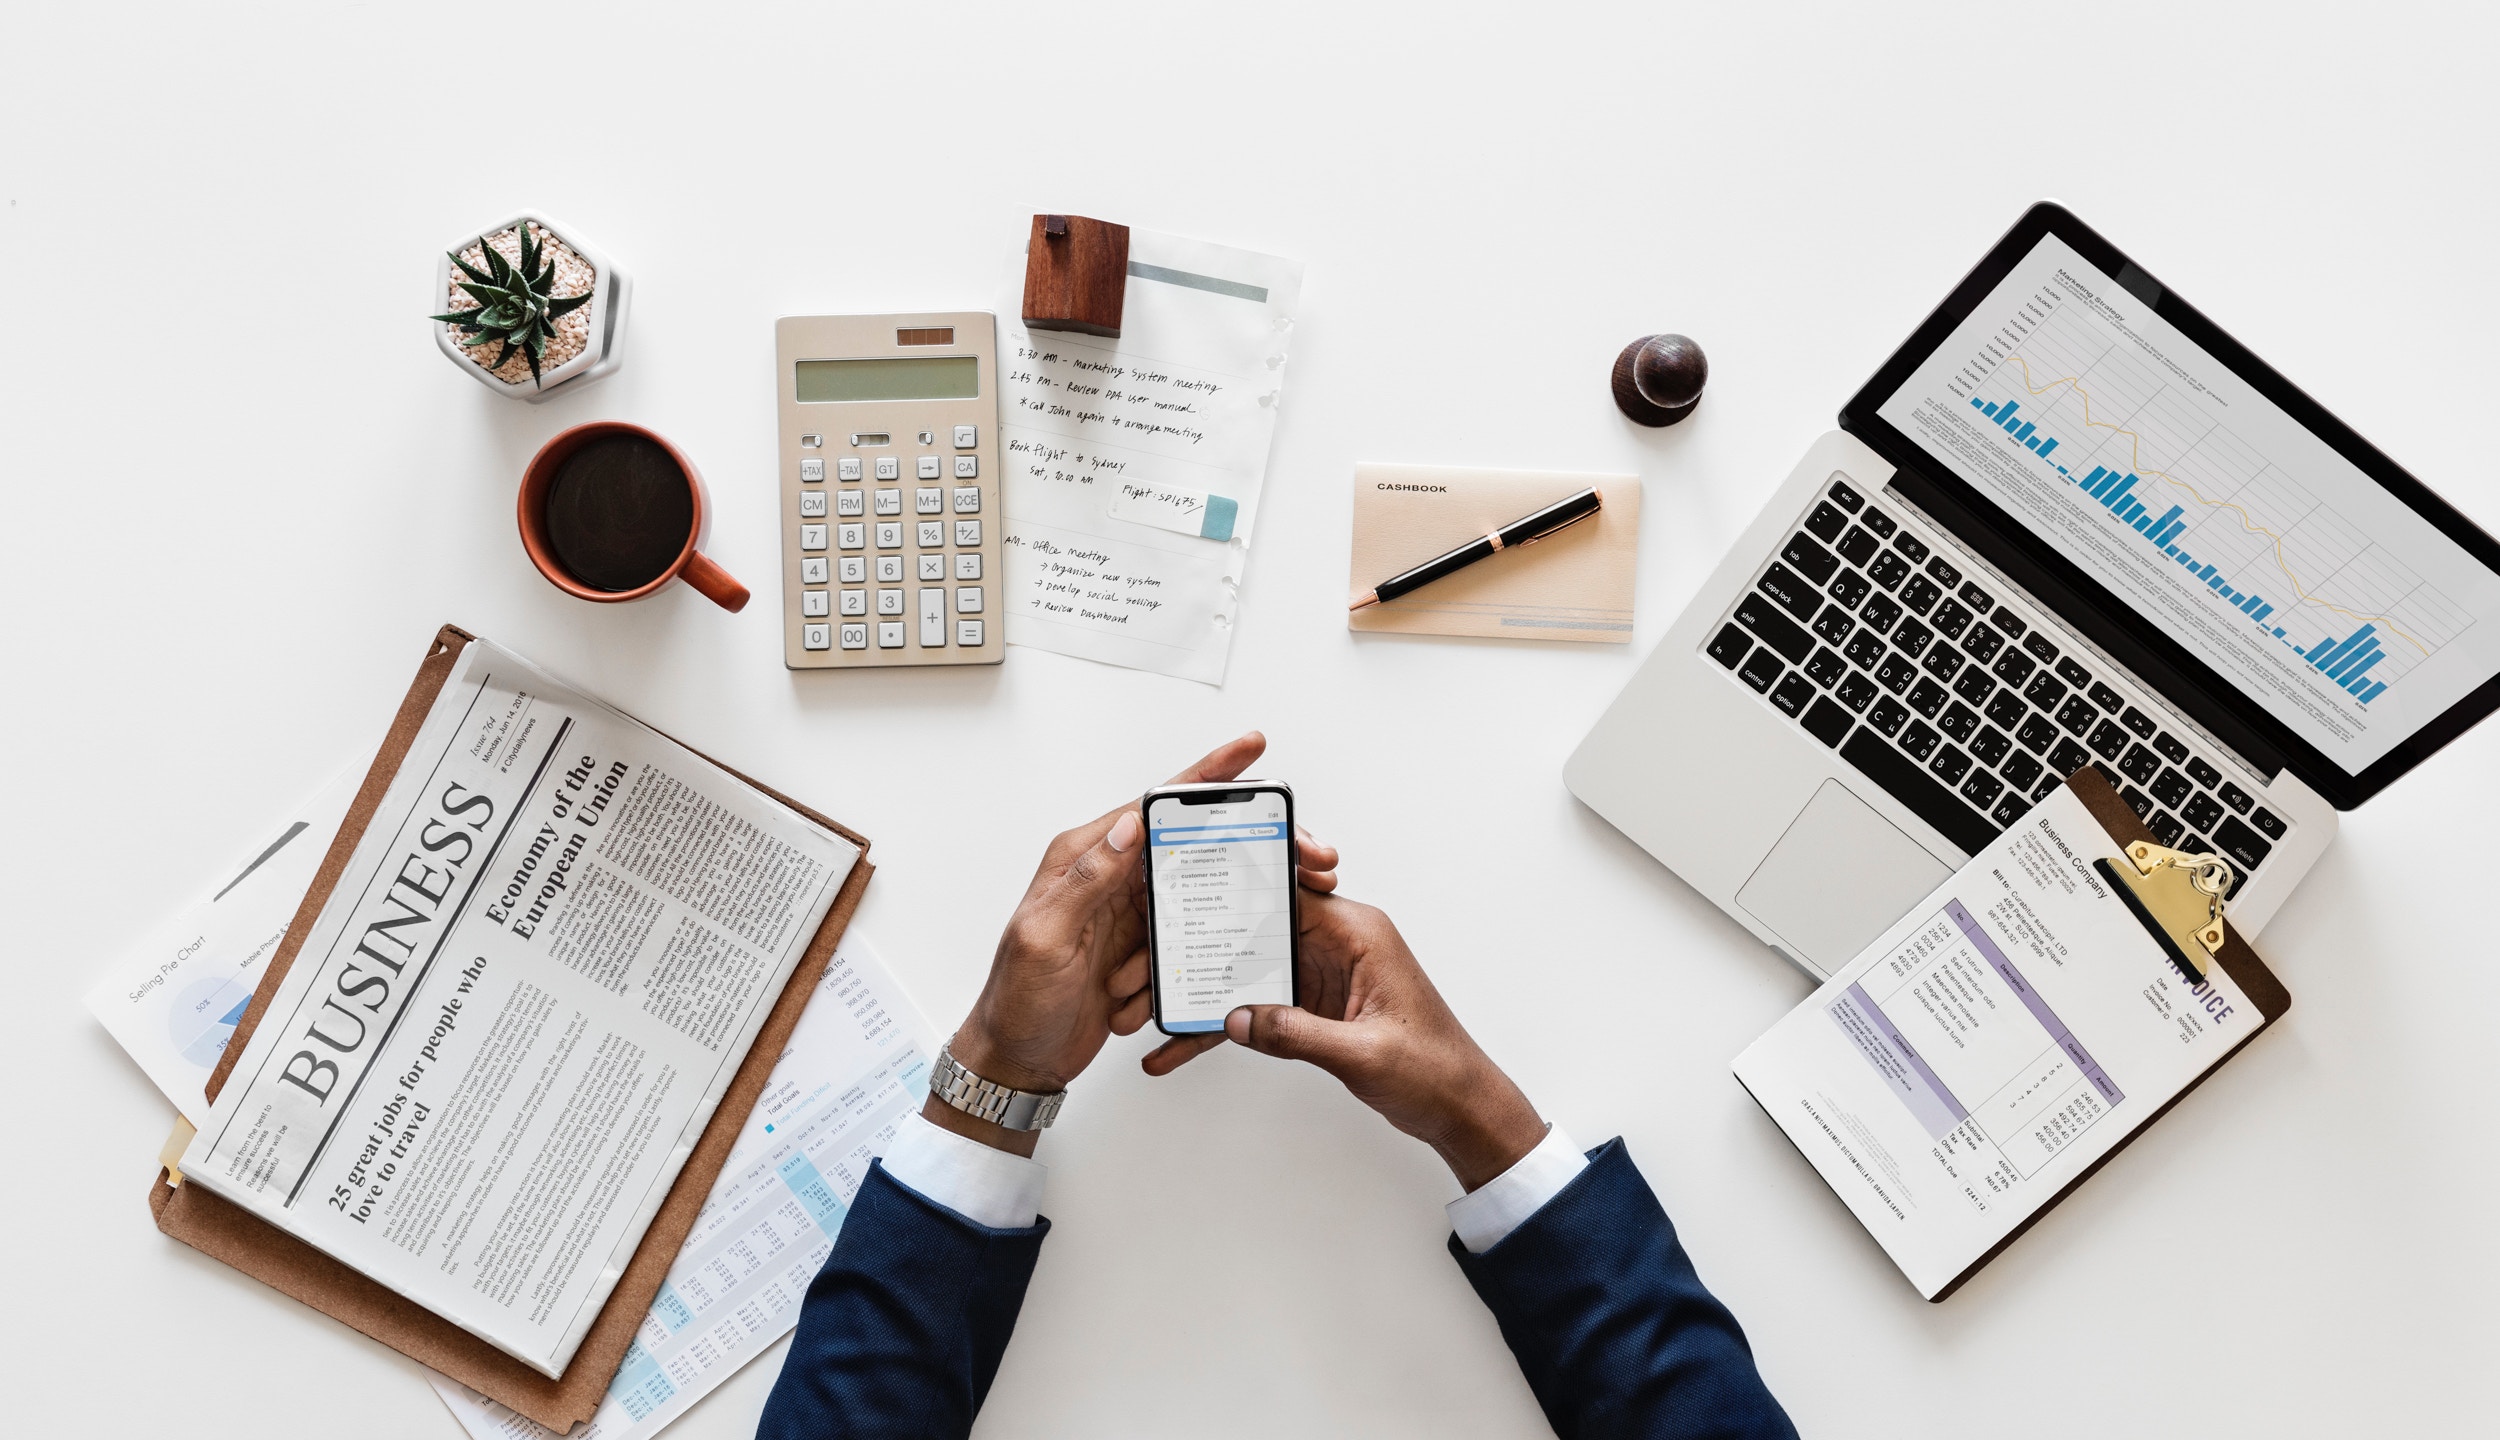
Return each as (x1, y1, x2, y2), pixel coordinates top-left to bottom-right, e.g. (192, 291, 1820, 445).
(1925, 767, 2289, 1302)
(150, 624, 877, 1431)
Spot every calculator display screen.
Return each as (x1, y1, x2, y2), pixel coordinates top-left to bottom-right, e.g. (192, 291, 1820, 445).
(795, 356, 977, 403)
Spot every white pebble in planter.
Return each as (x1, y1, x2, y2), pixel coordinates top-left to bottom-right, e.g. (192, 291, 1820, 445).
(431, 211, 630, 401)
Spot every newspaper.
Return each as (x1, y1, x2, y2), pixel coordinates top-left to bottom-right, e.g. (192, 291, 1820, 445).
(430, 930, 936, 1440)
(179, 637, 861, 1379)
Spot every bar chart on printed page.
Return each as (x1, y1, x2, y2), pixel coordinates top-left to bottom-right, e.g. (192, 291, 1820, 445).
(1879, 231, 2500, 772)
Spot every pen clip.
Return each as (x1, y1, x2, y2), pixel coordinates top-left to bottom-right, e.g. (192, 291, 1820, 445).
(1515, 503, 1601, 547)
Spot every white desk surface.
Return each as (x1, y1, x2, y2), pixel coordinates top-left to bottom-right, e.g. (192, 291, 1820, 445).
(10, 4, 2497, 1436)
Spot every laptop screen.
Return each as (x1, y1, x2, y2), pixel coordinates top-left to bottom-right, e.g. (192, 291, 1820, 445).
(1870, 228, 2500, 780)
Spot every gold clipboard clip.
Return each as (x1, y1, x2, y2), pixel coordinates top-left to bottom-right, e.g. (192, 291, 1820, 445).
(2094, 842, 2234, 983)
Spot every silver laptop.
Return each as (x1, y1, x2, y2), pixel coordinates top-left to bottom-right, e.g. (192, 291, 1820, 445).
(1568, 203, 2500, 979)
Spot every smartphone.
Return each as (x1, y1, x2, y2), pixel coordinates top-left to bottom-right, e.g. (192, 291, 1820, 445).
(1142, 781, 1299, 1035)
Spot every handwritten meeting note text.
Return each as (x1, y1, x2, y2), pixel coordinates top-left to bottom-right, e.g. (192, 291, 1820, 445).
(999, 230, 1301, 684)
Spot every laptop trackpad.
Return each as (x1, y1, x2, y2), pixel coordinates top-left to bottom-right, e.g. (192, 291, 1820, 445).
(1737, 780, 1952, 972)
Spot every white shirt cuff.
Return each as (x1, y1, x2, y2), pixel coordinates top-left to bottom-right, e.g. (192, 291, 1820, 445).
(876, 1108, 1048, 1230)
(1446, 1124, 1588, 1254)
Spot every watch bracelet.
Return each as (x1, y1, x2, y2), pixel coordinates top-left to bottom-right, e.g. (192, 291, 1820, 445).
(931, 1042, 1065, 1131)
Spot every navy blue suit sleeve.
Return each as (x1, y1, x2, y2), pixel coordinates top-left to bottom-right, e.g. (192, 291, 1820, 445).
(758, 1159, 1047, 1440)
(1450, 1139, 1795, 1440)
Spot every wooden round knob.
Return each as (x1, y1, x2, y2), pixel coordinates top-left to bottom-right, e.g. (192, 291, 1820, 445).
(1612, 334, 1707, 427)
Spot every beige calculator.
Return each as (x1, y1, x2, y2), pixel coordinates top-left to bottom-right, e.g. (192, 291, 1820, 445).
(776, 312, 1003, 669)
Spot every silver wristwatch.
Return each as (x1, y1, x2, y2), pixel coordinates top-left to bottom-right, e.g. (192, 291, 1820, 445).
(928, 1043, 1065, 1131)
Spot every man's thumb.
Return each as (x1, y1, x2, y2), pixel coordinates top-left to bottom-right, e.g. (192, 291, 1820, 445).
(1227, 1004, 1362, 1075)
(1042, 809, 1143, 914)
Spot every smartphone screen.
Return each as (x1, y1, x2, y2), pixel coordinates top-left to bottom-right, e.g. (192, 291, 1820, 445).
(1146, 785, 1295, 1033)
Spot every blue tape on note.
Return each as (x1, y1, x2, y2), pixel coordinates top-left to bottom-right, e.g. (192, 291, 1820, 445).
(1200, 494, 1238, 541)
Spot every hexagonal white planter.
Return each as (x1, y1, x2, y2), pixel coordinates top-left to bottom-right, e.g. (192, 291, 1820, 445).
(432, 210, 631, 402)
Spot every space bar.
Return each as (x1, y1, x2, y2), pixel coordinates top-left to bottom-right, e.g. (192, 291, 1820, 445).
(1838, 729, 1999, 856)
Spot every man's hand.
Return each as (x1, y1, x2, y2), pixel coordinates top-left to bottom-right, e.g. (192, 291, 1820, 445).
(1142, 891, 1546, 1191)
(932, 732, 1340, 1156)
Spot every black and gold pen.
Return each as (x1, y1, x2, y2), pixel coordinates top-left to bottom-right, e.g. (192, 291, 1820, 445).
(1349, 487, 1605, 610)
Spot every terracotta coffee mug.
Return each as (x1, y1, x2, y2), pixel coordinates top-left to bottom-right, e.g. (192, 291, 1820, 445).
(517, 420, 750, 612)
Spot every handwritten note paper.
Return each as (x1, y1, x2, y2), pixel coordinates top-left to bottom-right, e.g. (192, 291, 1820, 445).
(999, 230, 1301, 684)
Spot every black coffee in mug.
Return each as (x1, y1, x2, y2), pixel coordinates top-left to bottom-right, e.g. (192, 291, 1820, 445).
(542, 433, 695, 592)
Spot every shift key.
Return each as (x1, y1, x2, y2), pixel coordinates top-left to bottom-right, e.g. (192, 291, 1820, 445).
(1735, 592, 1814, 664)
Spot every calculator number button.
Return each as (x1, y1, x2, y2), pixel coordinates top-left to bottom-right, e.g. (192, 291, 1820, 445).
(957, 619, 984, 646)
(877, 588, 906, 616)
(837, 523, 864, 549)
(836, 491, 865, 516)
(839, 556, 866, 583)
(878, 620, 906, 648)
(801, 557, 829, 584)
(877, 555, 904, 583)
(800, 457, 824, 482)
(917, 487, 944, 514)
(840, 623, 868, 650)
(803, 623, 832, 651)
(838, 458, 863, 481)
(953, 486, 981, 513)
(801, 524, 828, 551)
(875, 456, 900, 481)
(955, 553, 982, 580)
(953, 456, 978, 480)
(876, 521, 903, 548)
(919, 588, 946, 647)
(955, 586, 984, 614)
(955, 520, 981, 546)
(799, 492, 828, 518)
(801, 589, 830, 618)
(917, 456, 942, 480)
(839, 589, 868, 616)
(953, 424, 977, 449)
(918, 554, 946, 581)
(918, 521, 945, 547)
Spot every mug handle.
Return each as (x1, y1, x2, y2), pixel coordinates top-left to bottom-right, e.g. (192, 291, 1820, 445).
(679, 550, 751, 613)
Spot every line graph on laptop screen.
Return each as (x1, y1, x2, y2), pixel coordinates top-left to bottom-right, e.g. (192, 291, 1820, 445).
(1877, 233, 2500, 773)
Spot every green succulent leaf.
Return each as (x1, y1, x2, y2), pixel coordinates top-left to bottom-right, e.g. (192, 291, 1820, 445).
(436, 219, 587, 385)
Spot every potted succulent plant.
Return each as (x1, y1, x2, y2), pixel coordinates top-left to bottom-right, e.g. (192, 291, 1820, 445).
(431, 212, 630, 400)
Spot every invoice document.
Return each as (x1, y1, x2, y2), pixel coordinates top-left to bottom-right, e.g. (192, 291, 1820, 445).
(1733, 783, 2272, 1298)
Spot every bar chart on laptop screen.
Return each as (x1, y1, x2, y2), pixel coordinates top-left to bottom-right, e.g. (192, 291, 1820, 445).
(1945, 297, 2472, 705)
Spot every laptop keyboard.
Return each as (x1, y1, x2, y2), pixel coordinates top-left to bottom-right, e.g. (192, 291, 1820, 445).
(1705, 475, 2290, 887)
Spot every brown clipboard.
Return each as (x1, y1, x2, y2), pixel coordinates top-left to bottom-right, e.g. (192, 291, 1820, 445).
(1922, 766, 2291, 1300)
(149, 625, 875, 1431)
